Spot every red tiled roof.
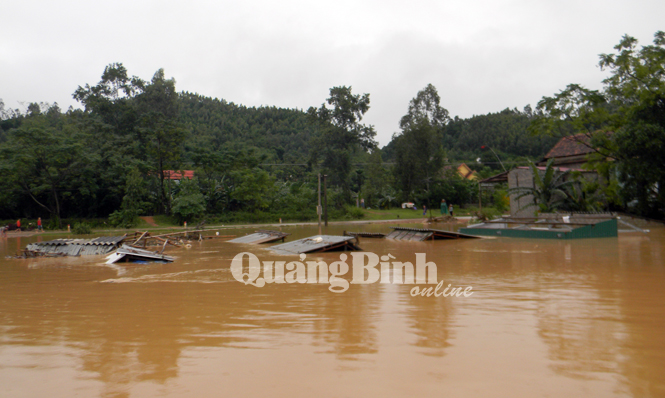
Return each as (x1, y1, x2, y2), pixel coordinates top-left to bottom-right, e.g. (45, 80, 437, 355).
(163, 170, 195, 180)
(544, 134, 596, 159)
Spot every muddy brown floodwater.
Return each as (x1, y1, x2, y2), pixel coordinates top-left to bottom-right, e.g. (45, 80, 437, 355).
(1, 222, 664, 397)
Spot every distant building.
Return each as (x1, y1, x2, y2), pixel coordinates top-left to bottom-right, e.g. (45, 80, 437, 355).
(479, 134, 601, 216)
(507, 165, 594, 217)
(538, 134, 597, 168)
(162, 170, 195, 182)
(457, 163, 479, 180)
(443, 163, 478, 180)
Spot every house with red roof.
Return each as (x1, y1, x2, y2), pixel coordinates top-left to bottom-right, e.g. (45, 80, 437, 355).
(163, 170, 195, 181)
(479, 134, 603, 217)
(538, 134, 598, 169)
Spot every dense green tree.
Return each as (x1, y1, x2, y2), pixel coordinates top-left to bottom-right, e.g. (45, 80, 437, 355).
(136, 69, 187, 213)
(226, 168, 275, 211)
(362, 149, 388, 207)
(0, 109, 88, 224)
(392, 85, 447, 201)
(308, 86, 376, 192)
(399, 83, 450, 131)
(533, 31, 665, 217)
(108, 168, 148, 228)
(171, 178, 206, 223)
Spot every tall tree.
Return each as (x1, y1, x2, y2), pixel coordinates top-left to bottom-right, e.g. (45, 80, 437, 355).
(308, 86, 376, 192)
(399, 83, 450, 131)
(136, 69, 187, 213)
(393, 84, 448, 200)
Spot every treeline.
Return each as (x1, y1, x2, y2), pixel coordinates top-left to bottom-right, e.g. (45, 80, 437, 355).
(383, 107, 560, 166)
(0, 65, 548, 226)
(6, 28, 661, 226)
(0, 64, 328, 225)
(179, 92, 316, 163)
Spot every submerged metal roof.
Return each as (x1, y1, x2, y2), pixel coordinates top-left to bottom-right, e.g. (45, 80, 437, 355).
(106, 244, 174, 264)
(228, 230, 290, 244)
(26, 235, 127, 256)
(461, 217, 618, 239)
(386, 227, 481, 241)
(344, 231, 387, 238)
(267, 235, 361, 255)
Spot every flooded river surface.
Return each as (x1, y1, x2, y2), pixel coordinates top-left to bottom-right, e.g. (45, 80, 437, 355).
(1, 222, 664, 397)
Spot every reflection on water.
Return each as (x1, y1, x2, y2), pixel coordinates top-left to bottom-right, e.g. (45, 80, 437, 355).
(0, 223, 664, 397)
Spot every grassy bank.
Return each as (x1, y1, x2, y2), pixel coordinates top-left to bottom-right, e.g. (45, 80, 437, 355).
(2, 205, 501, 235)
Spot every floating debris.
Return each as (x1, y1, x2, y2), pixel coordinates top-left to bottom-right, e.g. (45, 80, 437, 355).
(228, 230, 290, 244)
(128, 230, 235, 248)
(268, 235, 362, 255)
(106, 244, 175, 264)
(386, 227, 481, 241)
(23, 235, 127, 257)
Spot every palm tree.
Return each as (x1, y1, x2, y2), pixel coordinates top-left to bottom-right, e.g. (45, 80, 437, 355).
(509, 159, 576, 213)
(378, 189, 399, 209)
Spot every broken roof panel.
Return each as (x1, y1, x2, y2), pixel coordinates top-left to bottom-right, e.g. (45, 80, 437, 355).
(386, 227, 481, 241)
(228, 230, 290, 244)
(267, 235, 362, 255)
(106, 245, 175, 264)
(25, 235, 127, 256)
(344, 232, 387, 238)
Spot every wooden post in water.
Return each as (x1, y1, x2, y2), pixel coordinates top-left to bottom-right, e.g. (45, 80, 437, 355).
(317, 174, 322, 235)
(323, 174, 328, 227)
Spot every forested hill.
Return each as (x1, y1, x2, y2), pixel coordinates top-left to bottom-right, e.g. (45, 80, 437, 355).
(179, 92, 317, 162)
(382, 107, 560, 163)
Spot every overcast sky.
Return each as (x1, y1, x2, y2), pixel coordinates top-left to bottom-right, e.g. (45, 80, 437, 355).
(2, 0, 664, 146)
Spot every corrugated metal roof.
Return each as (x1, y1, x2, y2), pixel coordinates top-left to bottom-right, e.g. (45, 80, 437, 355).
(386, 229, 433, 241)
(89, 235, 127, 245)
(267, 235, 361, 255)
(228, 230, 290, 244)
(344, 232, 387, 238)
(26, 235, 127, 256)
(387, 227, 481, 241)
(106, 245, 175, 264)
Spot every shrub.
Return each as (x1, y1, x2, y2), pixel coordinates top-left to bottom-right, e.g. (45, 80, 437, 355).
(342, 205, 365, 220)
(172, 179, 206, 223)
(72, 222, 92, 235)
(472, 208, 500, 222)
(109, 209, 139, 229)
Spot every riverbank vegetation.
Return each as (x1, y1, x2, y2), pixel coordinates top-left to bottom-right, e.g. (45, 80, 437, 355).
(1, 30, 663, 227)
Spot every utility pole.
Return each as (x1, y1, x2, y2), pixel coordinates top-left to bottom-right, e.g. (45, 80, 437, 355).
(317, 173, 322, 235)
(323, 175, 328, 227)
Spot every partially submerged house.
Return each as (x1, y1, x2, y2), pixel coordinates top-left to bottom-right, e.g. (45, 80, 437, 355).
(480, 134, 602, 217)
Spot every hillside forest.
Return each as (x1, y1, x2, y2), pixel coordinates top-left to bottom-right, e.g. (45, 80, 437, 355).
(1, 30, 664, 226)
